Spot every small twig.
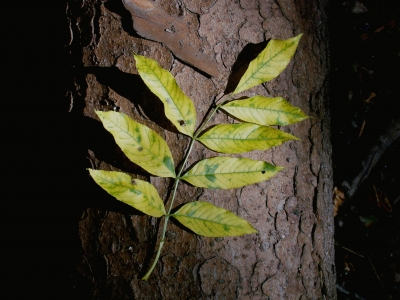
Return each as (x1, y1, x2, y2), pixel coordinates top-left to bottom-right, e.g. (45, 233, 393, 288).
(369, 257, 385, 290)
(358, 120, 366, 138)
(372, 185, 379, 206)
(336, 242, 387, 293)
(342, 117, 400, 199)
(336, 284, 367, 300)
(335, 242, 365, 258)
(86, 156, 95, 169)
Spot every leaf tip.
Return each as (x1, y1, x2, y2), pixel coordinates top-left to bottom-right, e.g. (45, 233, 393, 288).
(291, 33, 303, 45)
(248, 225, 258, 235)
(293, 135, 301, 141)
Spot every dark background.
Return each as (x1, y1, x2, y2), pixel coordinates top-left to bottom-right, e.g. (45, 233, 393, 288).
(330, 0, 400, 299)
(7, 1, 84, 298)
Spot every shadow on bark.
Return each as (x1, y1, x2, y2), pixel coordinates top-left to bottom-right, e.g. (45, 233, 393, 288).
(224, 40, 269, 94)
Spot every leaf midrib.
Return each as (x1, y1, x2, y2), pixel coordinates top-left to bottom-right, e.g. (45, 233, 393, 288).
(199, 136, 289, 141)
(236, 42, 291, 92)
(108, 116, 169, 170)
(143, 59, 188, 125)
(184, 169, 271, 176)
(173, 213, 245, 228)
(115, 180, 165, 214)
(223, 105, 303, 117)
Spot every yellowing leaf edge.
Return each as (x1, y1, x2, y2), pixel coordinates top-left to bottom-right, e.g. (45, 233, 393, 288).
(233, 34, 303, 95)
(220, 96, 309, 126)
(88, 169, 166, 217)
(95, 111, 176, 178)
(134, 54, 197, 137)
(171, 201, 257, 237)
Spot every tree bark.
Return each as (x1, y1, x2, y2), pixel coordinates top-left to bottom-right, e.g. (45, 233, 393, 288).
(67, 0, 336, 298)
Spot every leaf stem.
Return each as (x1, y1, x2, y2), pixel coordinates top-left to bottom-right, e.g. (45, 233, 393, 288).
(142, 94, 231, 280)
(141, 240, 164, 280)
(142, 177, 180, 280)
(142, 137, 196, 280)
(194, 94, 234, 139)
(177, 138, 196, 178)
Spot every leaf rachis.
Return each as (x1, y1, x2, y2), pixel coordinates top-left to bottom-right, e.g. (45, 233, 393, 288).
(88, 35, 305, 280)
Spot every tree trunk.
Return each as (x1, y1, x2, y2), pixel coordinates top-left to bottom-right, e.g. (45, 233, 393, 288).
(67, 0, 335, 298)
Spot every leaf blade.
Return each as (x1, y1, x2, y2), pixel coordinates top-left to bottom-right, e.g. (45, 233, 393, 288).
(172, 201, 257, 237)
(221, 96, 308, 126)
(233, 34, 303, 95)
(197, 123, 298, 154)
(134, 54, 197, 136)
(96, 111, 176, 178)
(181, 157, 282, 189)
(88, 169, 166, 217)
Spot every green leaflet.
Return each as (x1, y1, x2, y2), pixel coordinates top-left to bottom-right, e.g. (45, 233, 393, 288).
(134, 54, 197, 137)
(171, 201, 257, 237)
(88, 170, 166, 217)
(220, 96, 308, 126)
(197, 123, 298, 154)
(233, 34, 303, 95)
(181, 157, 283, 189)
(96, 111, 176, 178)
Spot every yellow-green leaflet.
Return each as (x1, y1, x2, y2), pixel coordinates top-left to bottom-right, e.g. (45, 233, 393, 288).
(88, 170, 166, 217)
(96, 111, 175, 178)
(134, 54, 196, 137)
(221, 96, 308, 126)
(171, 201, 257, 237)
(181, 157, 283, 189)
(197, 123, 298, 154)
(233, 34, 303, 95)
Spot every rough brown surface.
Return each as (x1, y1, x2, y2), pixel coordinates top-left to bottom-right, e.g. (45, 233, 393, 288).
(67, 0, 335, 298)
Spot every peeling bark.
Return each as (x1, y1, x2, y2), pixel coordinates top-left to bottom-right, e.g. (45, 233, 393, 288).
(122, 0, 221, 77)
(68, 0, 336, 298)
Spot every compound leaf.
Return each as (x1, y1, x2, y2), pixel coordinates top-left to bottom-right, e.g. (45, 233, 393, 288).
(220, 96, 308, 126)
(96, 111, 175, 178)
(88, 169, 166, 217)
(197, 123, 298, 154)
(181, 157, 282, 189)
(171, 201, 257, 237)
(134, 54, 196, 137)
(233, 34, 303, 95)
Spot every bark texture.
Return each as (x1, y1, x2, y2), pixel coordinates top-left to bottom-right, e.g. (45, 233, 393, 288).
(68, 0, 335, 298)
